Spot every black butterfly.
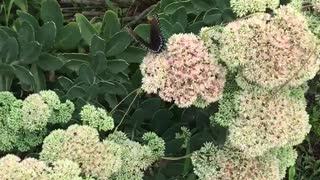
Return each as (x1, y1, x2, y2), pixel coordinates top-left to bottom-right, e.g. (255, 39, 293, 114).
(127, 15, 165, 53)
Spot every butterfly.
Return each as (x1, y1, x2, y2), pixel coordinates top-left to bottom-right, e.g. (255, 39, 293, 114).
(126, 15, 165, 53)
(265, 8, 275, 23)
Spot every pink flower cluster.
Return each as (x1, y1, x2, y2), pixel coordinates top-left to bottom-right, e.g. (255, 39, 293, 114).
(140, 34, 226, 108)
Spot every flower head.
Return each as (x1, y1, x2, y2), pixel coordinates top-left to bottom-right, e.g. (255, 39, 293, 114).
(191, 143, 281, 180)
(80, 104, 114, 131)
(141, 33, 226, 108)
(221, 6, 320, 89)
(227, 90, 310, 157)
(231, 0, 280, 17)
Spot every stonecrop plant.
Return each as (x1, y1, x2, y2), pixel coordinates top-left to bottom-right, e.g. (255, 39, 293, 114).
(1, 0, 320, 179)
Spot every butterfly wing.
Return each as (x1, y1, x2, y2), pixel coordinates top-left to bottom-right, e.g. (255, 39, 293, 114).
(149, 15, 165, 53)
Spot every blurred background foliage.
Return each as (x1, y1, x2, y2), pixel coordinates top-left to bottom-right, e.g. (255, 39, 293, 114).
(0, 0, 319, 179)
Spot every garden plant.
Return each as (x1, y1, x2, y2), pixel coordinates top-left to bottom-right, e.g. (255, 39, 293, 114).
(0, 0, 320, 179)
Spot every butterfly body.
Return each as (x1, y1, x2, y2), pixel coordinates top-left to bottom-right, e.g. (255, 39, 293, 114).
(127, 15, 165, 53)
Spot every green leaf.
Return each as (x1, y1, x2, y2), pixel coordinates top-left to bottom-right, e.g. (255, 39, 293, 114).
(67, 85, 86, 100)
(36, 21, 57, 51)
(131, 108, 145, 129)
(13, 64, 35, 86)
(17, 22, 35, 43)
(101, 10, 120, 40)
(159, 18, 173, 40)
(58, 76, 73, 90)
(107, 59, 128, 74)
(203, 8, 222, 25)
(0, 29, 9, 50)
(160, 0, 173, 10)
(0, 26, 17, 37)
(30, 64, 46, 92)
(133, 24, 150, 42)
(141, 98, 161, 119)
(164, 1, 196, 14)
(75, 13, 98, 45)
(105, 31, 132, 57)
(172, 22, 184, 34)
(63, 59, 89, 72)
(191, 0, 215, 11)
(171, 7, 187, 28)
(151, 109, 173, 134)
(222, 8, 236, 23)
(116, 46, 147, 63)
(104, 93, 118, 108)
(37, 53, 63, 71)
(55, 22, 81, 50)
(14, 0, 28, 12)
(0, 63, 14, 75)
(40, 0, 63, 29)
(100, 81, 127, 95)
(187, 21, 205, 34)
(0, 37, 18, 64)
(90, 35, 105, 56)
(91, 51, 108, 74)
(19, 41, 41, 64)
(17, 10, 40, 30)
(78, 64, 95, 84)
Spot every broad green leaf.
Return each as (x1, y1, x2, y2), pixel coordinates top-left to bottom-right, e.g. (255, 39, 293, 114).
(91, 51, 108, 75)
(134, 24, 150, 42)
(0, 37, 18, 64)
(187, 21, 205, 34)
(58, 53, 90, 63)
(172, 22, 184, 34)
(141, 98, 161, 119)
(160, 0, 173, 10)
(203, 8, 222, 25)
(222, 8, 236, 23)
(151, 109, 173, 134)
(107, 59, 129, 74)
(17, 10, 40, 30)
(105, 31, 132, 56)
(13, 64, 35, 86)
(131, 108, 145, 129)
(75, 13, 98, 45)
(17, 22, 35, 43)
(159, 18, 173, 40)
(67, 85, 86, 100)
(288, 166, 295, 180)
(14, 0, 27, 12)
(90, 35, 105, 56)
(104, 93, 118, 108)
(191, 0, 215, 11)
(100, 81, 127, 95)
(164, 1, 196, 14)
(0, 26, 17, 37)
(101, 10, 120, 40)
(30, 64, 46, 92)
(63, 59, 89, 72)
(37, 53, 63, 71)
(19, 41, 41, 64)
(58, 76, 73, 90)
(55, 22, 81, 50)
(0, 29, 9, 50)
(78, 64, 95, 84)
(0, 63, 14, 74)
(40, 0, 63, 29)
(171, 7, 187, 28)
(116, 46, 146, 63)
(36, 21, 57, 51)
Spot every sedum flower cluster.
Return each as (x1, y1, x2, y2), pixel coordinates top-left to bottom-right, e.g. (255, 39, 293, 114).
(40, 120, 165, 179)
(290, 0, 320, 39)
(192, 4, 317, 180)
(220, 6, 319, 89)
(0, 90, 74, 152)
(140, 33, 226, 108)
(230, 0, 280, 17)
(0, 154, 82, 179)
(191, 143, 297, 180)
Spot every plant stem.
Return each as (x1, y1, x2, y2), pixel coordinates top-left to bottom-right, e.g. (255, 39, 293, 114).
(110, 88, 140, 114)
(114, 92, 139, 131)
